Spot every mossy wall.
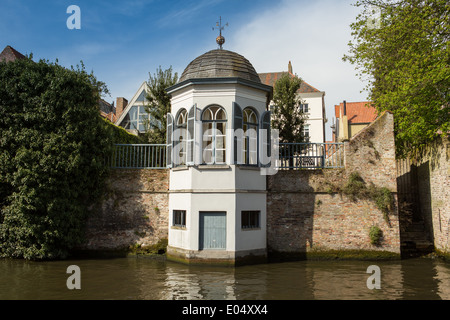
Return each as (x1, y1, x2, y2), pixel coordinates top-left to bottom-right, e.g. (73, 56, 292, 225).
(267, 112, 401, 259)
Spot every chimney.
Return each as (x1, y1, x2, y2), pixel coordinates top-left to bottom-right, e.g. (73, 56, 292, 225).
(343, 100, 347, 116)
(288, 61, 293, 74)
(116, 97, 128, 120)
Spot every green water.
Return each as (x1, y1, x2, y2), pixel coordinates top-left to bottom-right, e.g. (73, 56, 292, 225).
(0, 257, 449, 300)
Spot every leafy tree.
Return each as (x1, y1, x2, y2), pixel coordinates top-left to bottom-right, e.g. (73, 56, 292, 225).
(272, 72, 307, 143)
(0, 57, 111, 260)
(344, 0, 450, 158)
(144, 66, 178, 143)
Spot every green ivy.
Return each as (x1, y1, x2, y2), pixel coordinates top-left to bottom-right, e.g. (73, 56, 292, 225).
(0, 57, 111, 260)
(369, 226, 383, 246)
(342, 172, 393, 223)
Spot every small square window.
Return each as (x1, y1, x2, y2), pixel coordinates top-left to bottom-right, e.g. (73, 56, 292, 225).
(173, 210, 186, 228)
(241, 211, 260, 229)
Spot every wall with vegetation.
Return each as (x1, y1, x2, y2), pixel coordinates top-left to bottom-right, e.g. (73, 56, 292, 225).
(267, 112, 401, 260)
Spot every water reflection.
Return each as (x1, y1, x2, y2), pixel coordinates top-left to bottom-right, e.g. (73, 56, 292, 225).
(0, 258, 449, 300)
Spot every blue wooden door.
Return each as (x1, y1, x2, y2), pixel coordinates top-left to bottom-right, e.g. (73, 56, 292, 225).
(199, 212, 226, 250)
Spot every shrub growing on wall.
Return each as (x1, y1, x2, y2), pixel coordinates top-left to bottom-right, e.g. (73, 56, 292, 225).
(0, 57, 111, 260)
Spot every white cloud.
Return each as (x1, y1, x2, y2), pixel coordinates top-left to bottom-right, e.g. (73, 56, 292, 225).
(227, 0, 369, 140)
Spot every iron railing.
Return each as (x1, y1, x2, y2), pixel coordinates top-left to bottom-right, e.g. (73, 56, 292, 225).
(108, 142, 344, 169)
(277, 142, 344, 169)
(108, 144, 166, 169)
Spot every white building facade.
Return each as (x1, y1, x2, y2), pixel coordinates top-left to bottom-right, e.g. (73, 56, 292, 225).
(259, 63, 326, 143)
(165, 49, 273, 265)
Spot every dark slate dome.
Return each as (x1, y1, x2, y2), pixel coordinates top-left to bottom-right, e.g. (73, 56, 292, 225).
(179, 49, 261, 83)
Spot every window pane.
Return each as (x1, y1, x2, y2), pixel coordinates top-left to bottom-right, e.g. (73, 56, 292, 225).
(215, 149, 225, 163)
(129, 106, 138, 120)
(203, 148, 213, 164)
(216, 135, 225, 149)
(243, 108, 258, 124)
(130, 120, 138, 130)
(177, 109, 187, 126)
(173, 210, 186, 227)
(215, 108, 226, 120)
(137, 90, 146, 102)
(242, 211, 260, 229)
(216, 122, 226, 134)
(203, 108, 213, 121)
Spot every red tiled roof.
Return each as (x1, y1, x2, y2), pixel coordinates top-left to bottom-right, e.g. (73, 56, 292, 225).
(334, 101, 378, 124)
(0, 45, 26, 63)
(258, 72, 322, 93)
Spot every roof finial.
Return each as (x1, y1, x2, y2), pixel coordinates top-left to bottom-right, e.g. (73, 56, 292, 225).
(288, 61, 293, 74)
(213, 16, 228, 49)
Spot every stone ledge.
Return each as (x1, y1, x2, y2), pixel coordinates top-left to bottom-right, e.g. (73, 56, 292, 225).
(167, 246, 267, 266)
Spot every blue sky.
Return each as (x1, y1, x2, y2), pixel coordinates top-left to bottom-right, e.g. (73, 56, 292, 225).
(0, 0, 368, 140)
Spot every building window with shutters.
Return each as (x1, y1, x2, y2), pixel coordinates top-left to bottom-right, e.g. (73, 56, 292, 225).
(202, 105, 227, 164)
(243, 107, 259, 165)
(241, 211, 260, 230)
(176, 108, 187, 166)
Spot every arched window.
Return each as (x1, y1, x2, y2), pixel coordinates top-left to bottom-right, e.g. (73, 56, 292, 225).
(243, 107, 259, 165)
(202, 105, 227, 164)
(175, 108, 187, 166)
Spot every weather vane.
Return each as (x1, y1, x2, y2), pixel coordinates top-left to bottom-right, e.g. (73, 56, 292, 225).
(212, 16, 228, 49)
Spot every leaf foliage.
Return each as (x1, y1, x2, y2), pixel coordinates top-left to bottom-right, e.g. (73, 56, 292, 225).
(0, 57, 111, 260)
(344, 0, 450, 158)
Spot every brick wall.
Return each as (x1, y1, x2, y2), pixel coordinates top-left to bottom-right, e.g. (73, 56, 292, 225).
(417, 137, 450, 254)
(82, 169, 169, 251)
(267, 112, 401, 258)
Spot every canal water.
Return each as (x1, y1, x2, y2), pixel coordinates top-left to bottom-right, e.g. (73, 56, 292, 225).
(0, 257, 449, 300)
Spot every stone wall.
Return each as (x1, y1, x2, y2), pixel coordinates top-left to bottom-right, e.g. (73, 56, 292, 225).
(267, 112, 401, 259)
(395, 136, 449, 257)
(422, 137, 450, 255)
(416, 137, 449, 255)
(82, 169, 169, 251)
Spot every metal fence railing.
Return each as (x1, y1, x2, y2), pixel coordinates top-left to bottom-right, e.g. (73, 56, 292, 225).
(108, 142, 344, 170)
(108, 144, 166, 169)
(277, 142, 344, 169)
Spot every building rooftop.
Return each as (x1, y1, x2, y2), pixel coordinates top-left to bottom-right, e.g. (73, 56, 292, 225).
(258, 71, 322, 94)
(179, 49, 261, 83)
(334, 101, 378, 124)
(0, 45, 26, 63)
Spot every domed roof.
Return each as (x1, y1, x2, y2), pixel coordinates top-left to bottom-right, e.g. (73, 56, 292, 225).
(179, 49, 261, 83)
